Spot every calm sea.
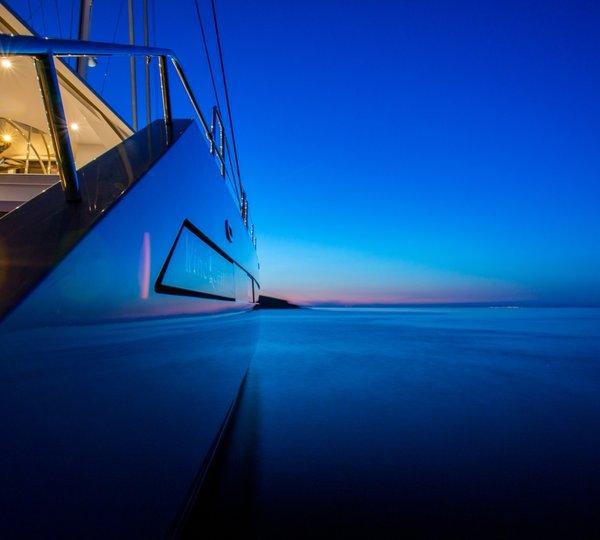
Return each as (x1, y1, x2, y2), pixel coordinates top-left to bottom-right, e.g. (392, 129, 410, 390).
(187, 307, 600, 539)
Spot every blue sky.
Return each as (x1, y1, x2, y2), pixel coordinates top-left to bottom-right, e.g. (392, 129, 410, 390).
(224, 0, 600, 305)
(10, 0, 600, 305)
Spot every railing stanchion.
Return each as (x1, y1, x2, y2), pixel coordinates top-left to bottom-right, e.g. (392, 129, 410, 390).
(158, 55, 171, 142)
(210, 106, 216, 155)
(34, 54, 80, 202)
(219, 112, 225, 177)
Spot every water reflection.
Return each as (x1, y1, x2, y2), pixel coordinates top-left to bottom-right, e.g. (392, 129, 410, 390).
(185, 308, 600, 538)
(183, 369, 261, 537)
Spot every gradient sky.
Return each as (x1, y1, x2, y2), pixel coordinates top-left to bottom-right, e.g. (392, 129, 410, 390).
(10, 0, 600, 305)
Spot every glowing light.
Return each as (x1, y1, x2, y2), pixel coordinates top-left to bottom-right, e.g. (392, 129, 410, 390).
(1, 134, 11, 142)
(70, 123, 80, 131)
(1, 58, 11, 69)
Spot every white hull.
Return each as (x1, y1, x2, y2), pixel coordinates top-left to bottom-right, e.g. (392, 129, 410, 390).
(1, 118, 259, 537)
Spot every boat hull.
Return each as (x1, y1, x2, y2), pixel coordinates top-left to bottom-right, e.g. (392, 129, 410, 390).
(0, 120, 259, 537)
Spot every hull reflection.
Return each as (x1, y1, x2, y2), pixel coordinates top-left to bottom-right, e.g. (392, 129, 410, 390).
(1, 313, 259, 538)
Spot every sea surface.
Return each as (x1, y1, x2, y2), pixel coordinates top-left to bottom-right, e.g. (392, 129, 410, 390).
(186, 308, 600, 539)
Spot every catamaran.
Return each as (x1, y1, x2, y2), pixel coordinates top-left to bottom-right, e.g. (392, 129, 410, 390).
(0, 1, 258, 536)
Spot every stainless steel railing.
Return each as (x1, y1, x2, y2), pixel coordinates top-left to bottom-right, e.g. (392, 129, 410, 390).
(0, 34, 256, 247)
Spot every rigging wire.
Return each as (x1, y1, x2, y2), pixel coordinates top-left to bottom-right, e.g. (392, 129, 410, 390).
(210, 0, 243, 196)
(39, 0, 47, 35)
(194, 0, 240, 200)
(69, 0, 75, 39)
(100, 0, 126, 96)
(151, 0, 162, 120)
(53, 0, 63, 38)
(151, 0, 157, 46)
(193, 0, 224, 119)
(68, 0, 76, 68)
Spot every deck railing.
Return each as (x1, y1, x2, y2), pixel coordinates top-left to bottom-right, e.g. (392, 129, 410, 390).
(0, 34, 255, 246)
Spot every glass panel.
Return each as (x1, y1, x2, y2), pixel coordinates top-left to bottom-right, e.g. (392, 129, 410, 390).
(0, 55, 58, 216)
(55, 58, 133, 169)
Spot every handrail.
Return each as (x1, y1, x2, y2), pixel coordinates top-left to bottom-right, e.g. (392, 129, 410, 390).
(0, 34, 255, 247)
(210, 106, 225, 176)
(0, 34, 173, 58)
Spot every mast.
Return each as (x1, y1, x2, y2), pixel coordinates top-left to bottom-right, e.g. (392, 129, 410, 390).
(143, 0, 151, 125)
(76, 0, 93, 78)
(128, 0, 138, 130)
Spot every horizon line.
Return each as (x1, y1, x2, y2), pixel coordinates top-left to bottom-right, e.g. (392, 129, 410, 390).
(292, 301, 600, 309)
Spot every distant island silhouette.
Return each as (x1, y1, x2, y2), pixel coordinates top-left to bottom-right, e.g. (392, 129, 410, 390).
(255, 295, 302, 310)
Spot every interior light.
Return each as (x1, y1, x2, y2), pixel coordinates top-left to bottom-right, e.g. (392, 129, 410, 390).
(1, 58, 12, 68)
(70, 123, 80, 131)
(1, 134, 11, 142)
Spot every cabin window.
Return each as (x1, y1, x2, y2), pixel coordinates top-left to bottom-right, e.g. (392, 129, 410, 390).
(56, 57, 132, 170)
(0, 54, 133, 216)
(156, 222, 236, 301)
(0, 56, 58, 214)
